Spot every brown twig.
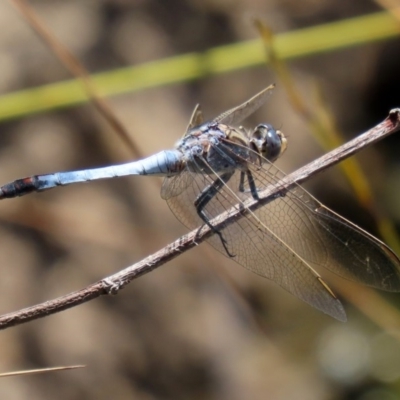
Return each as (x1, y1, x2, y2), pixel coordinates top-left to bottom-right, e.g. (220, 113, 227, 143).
(0, 109, 399, 330)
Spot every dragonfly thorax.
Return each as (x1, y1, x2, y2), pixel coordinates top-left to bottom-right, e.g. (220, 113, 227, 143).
(177, 123, 224, 151)
(176, 122, 255, 174)
(249, 123, 287, 162)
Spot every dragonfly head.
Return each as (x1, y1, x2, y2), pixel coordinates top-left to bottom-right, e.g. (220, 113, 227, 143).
(250, 123, 287, 162)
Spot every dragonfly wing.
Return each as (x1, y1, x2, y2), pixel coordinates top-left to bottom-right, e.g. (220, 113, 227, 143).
(208, 201, 347, 321)
(161, 170, 196, 200)
(165, 163, 346, 321)
(242, 157, 400, 291)
(214, 85, 275, 126)
(299, 198, 400, 291)
(216, 137, 400, 291)
(182, 104, 204, 138)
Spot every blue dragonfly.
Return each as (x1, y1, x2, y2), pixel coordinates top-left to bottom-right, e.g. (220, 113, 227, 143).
(1, 84, 399, 321)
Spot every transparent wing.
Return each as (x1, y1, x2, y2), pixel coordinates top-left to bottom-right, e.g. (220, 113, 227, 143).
(162, 139, 400, 320)
(161, 169, 196, 200)
(214, 85, 275, 126)
(183, 104, 204, 137)
(251, 165, 400, 291)
(219, 139, 400, 291)
(298, 201, 400, 291)
(163, 160, 346, 321)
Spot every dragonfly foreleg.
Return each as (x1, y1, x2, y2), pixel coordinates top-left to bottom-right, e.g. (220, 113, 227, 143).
(194, 170, 235, 257)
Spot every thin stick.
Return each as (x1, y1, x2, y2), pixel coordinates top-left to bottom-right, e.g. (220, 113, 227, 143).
(0, 365, 85, 378)
(0, 109, 399, 330)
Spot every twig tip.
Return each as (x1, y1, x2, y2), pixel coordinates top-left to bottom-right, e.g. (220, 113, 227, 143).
(389, 108, 400, 125)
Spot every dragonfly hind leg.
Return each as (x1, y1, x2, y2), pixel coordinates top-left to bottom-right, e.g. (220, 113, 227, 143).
(194, 171, 235, 257)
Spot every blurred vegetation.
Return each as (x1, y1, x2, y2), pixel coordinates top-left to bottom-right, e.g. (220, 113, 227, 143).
(0, 11, 398, 121)
(1, 2, 400, 400)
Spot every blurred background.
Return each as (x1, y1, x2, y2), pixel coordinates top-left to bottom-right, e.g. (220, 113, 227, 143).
(0, 1, 400, 399)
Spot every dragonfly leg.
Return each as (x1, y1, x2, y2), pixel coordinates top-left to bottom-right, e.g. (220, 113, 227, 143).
(246, 170, 260, 200)
(238, 170, 260, 200)
(238, 171, 246, 193)
(194, 171, 235, 257)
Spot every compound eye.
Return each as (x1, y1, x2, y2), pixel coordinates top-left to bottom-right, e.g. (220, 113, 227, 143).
(253, 123, 283, 162)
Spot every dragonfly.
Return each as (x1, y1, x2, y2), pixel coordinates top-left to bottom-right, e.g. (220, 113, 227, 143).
(1, 84, 400, 321)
